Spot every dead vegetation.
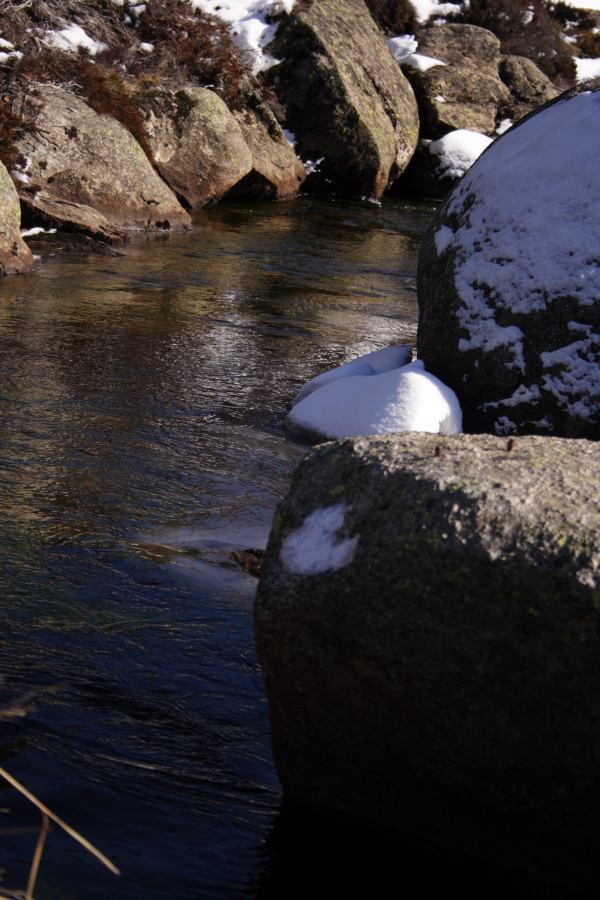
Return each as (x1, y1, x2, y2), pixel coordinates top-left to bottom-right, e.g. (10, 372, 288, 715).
(364, 0, 416, 35)
(453, 0, 576, 86)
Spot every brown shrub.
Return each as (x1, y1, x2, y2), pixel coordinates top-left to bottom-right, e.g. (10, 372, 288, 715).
(364, 0, 416, 35)
(456, 0, 576, 86)
(133, 0, 257, 109)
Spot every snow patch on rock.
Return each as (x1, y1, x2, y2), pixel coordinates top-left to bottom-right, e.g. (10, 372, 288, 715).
(280, 504, 358, 576)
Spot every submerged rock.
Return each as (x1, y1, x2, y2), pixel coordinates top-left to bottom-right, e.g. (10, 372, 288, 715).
(256, 431, 600, 893)
(140, 87, 253, 210)
(418, 82, 600, 437)
(15, 84, 190, 238)
(0, 161, 33, 275)
(268, 0, 419, 200)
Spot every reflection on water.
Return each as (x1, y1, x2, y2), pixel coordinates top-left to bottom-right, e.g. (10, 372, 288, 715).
(0, 198, 429, 898)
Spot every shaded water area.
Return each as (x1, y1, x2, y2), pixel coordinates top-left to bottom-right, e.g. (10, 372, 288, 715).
(0, 199, 532, 899)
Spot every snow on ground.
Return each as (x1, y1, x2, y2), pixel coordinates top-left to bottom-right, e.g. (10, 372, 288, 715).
(388, 35, 446, 71)
(191, 0, 296, 72)
(575, 57, 600, 82)
(560, 0, 600, 8)
(409, 0, 463, 24)
(280, 503, 359, 576)
(427, 130, 493, 179)
(288, 359, 462, 441)
(292, 345, 413, 405)
(439, 89, 600, 424)
(44, 24, 107, 55)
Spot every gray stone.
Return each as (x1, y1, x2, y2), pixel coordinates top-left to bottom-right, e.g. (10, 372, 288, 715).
(417, 23, 502, 67)
(15, 84, 190, 237)
(230, 105, 306, 201)
(499, 55, 559, 123)
(403, 24, 510, 138)
(0, 160, 33, 274)
(256, 431, 600, 893)
(268, 0, 419, 200)
(140, 87, 253, 210)
(417, 82, 600, 437)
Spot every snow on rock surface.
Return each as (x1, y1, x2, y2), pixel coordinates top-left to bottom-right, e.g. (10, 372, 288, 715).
(418, 86, 600, 437)
(427, 129, 493, 179)
(191, 0, 296, 72)
(388, 35, 446, 72)
(280, 503, 358, 575)
(292, 344, 413, 405)
(287, 359, 462, 441)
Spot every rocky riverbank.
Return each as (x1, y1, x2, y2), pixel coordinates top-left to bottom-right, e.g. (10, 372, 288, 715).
(1, 0, 599, 274)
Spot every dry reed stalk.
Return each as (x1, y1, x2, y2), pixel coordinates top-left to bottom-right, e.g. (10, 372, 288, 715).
(0, 765, 120, 879)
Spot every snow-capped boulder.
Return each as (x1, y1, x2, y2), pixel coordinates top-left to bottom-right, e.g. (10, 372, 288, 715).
(267, 0, 419, 200)
(230, 105, 306, 201)
(402, 25, 510, 137)
(0, 160, 33, 275)
(256, 431, 600, 893)
(15, 85, 191, 237)
(498, 55, 559, 123)
(418, 82, 600, 437)
(139, 87, 253, 210)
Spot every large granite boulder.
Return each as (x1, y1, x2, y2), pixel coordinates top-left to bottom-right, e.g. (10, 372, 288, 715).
(418, 82, 600, 437)
(15, 84, 190, 238)
(0, 160, 33, 275)
(498, 55, 559, 123)
(268, 0, 419, 200)
(403, 25, 510, 137)
(140, 87, 253, 210)
(230, 105, 306, 201)
(256, 431, 600, 893)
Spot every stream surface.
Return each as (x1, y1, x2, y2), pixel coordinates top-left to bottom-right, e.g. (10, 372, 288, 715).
(0, 199, 526, 899)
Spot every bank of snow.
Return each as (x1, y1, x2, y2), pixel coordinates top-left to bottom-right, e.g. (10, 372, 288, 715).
(287, 354, 462, 441)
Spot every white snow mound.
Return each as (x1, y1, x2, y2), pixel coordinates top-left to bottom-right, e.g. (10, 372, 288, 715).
(292, 344, 413, 406)
(428, 130, 493, 179)
(288, 359, 462, 440)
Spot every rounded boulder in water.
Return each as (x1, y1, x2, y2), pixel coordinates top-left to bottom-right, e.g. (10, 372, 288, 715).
(418, 81, 600, 438)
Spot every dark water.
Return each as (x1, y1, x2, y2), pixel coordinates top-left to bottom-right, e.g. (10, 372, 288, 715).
(0, 199, 431, 898)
